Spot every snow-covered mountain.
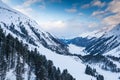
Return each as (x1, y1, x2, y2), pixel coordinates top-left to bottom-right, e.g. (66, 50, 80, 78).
(0, 0, 120, 80)
(62, 24, 120, 55)
(84, 24, 120, 55)
(0, 0, 69, 55)
(61, 23, 120, 80)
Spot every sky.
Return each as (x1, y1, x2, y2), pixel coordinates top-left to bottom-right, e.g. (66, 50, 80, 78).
(2, 0, 120, 38)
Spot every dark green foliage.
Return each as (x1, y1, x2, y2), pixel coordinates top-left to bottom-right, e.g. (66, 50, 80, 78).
(19, 22, 28, 36)
(96, 75, 104, 80)
(85, 65, 96, 77)
(83, 54, 120, 72)
(85, 65, 104, 80)
(107, 55, 120, 62)
(1, 22, 37, 46)
(0, 27, 75, 80)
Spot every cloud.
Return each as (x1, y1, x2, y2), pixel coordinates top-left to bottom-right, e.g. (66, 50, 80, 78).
(41, 20, 66, 30)
(14, 5, 33, 17)
(88, 22, 98, 28)
(78, 12, 84, 16)
(81, 4, 90, 9)
(39, 5, 46, 9)
(81, 0, 106, 9)
(92, 10, 105, 16)
(13, 0, 46, 17)
(91, 0, 120, 30)
(39, 2, 46, 9)
(65, 3, 78, 13)
(102, 0, 120, 29)
(106, 0, 120, 14)
(2, 0, 10, 3)
(65, 8, 77, 13)
(92, 0, 105, 7)
(102, 13, 120, 29)
(40, 18, 84, 38)
(40, 17, 99, 38)
(23, 0, 43, 7)
(13, 0, 36, 17)
(49, 0, 62, 3)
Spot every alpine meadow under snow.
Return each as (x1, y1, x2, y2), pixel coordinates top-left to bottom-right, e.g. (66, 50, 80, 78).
(0, 0, 120, 80)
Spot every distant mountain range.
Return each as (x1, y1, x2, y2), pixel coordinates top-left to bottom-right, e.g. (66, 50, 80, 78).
(61, 24, 120, 55)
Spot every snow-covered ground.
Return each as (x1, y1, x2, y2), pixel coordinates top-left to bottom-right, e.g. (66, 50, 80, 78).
(90, 65, 120, 80)
(68, 44, 86, 56)
(37, 44, 95, 80)
(104, 46, 120, 57)
(5, 55, 36, 80)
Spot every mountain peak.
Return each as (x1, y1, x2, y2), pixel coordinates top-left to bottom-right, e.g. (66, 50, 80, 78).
(111, 23, 120, 32)
(106, 24, 120, 38)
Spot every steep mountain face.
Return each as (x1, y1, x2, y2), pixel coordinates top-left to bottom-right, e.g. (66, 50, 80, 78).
(0, 1, 69, 55)
(0, 28, 75, 80)
(84, 24, 120, 55)
(62, 24, 120, 55)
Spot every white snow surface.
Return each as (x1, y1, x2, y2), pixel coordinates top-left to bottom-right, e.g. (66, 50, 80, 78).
(104, 46, 120, 57)
(5, 54, 36, 80)
(79, 29, 106, 39)
(37, 44, 96, 80)
(105, 24, 120, 42)
(68, 44, 86, 56)
(0, 0, 58, 46)
(5, 69, 16, 80)
(90, 65, 120, 80)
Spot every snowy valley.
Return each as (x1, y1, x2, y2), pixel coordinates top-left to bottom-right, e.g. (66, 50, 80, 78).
(0, 0, 120, 80)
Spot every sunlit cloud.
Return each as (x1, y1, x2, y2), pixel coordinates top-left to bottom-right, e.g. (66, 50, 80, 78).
(2, 0, 10, 3)
(88, 22, 98, 28)
(102, 0, 120, 29)
(13, 0, 46, 18)
(41, 20, 66, 30)
(92, 10, 105, 17)
(78, 12, 84, 16)
(14, 5, 33, 17)
(23, 0, 43, 7)
(81, 0, 106, 9)
(92, 0, 106, 7)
